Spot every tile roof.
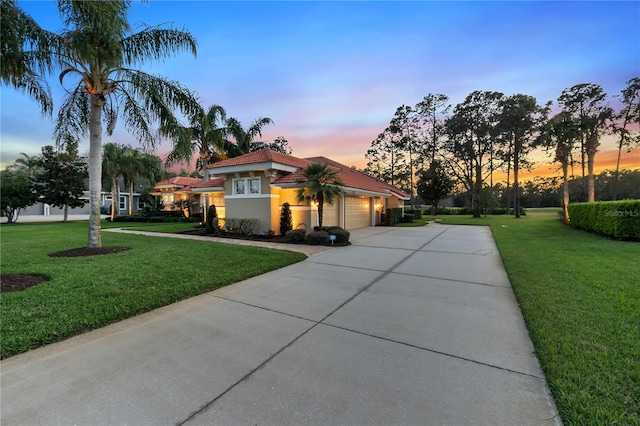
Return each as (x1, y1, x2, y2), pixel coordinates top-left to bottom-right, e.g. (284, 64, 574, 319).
(154, 176, 223, 192)
(304, 156, 410, 198)
(202, 148, 408, 198)
(154, 176, 202, 187)
(190, 177, 224, 189)
(207, 148, 310, 169)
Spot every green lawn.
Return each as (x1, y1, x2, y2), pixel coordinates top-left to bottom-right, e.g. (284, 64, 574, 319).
(426, 209, 640, 425)
(0, 221, 306, 359)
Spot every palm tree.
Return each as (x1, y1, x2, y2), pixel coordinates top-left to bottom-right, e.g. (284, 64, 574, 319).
(296, 163, 344, 229)
(10, 152, 41, 177)
(102, 143, 127, 221)
(163, 104, 228, 178)
(226, 116, 273, 155)
(37, 0, 200, 248)
(121, 148, 165, 215)
(1, 0, 54, 115)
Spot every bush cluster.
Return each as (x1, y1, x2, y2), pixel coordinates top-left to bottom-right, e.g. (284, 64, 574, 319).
(305, 230, 329, 245)
(402, 213, 415, 223)
(285, 229, 307, 242)
(405, 208, 423, 219)
(568, 200, 640, 240)
(285, 226, 350, 245)
(432, 206, 526, 216)
(385, 208, 403, 225)
(108, 215, 198, 223)
(328, 227, 350, 243)
(224, 218, 259, 236)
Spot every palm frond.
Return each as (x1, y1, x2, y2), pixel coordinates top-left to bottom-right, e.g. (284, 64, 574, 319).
(117, 89, 154, 148)
(115, 69, 200, 150)
(54, 82, 90, 145)
(121, 26, 197, 67)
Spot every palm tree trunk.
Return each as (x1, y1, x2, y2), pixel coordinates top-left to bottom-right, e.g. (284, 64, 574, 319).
(587, 131, 598, 202)
(318, 193, 324, 229)
(562, 160, 570, 223)
(129, 181, 133, 215)
(613, 137, 623, 201)
(111, 177, 117, 221)
(514, 134, 521, 218)
(587, 151, 596, 202)
(87, 96, 103, 248)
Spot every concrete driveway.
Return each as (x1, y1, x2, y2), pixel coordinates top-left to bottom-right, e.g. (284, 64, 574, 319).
(0, 224, 561, 425)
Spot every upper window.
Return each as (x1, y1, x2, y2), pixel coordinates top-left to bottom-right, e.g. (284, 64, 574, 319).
(233, 177, 261, 196)
(249, 178, 260, 194)
(234, 179, 246, 195)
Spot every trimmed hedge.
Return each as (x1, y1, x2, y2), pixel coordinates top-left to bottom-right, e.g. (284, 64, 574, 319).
(402, 213, 415, 223)
(405, 208, 423, 219)
(108, 215, 198, 223)
(568, 200, 640, 240)
(285, 229, 307, 243)
(328, 227, 350, 243)
(385, 208, 403, 225)
(305, 230, 329, 245)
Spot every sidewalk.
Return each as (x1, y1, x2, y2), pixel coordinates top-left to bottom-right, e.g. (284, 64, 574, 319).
(0, 224, 561, 425)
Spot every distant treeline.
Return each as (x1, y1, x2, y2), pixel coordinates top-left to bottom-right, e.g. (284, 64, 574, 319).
(448, 169, 640, 209)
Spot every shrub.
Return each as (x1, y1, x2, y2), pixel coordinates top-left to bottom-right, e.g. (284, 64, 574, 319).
(402, 213, 415, 223)
(224, 218, 259, 236)
(262, 229, 275, 238)
(109, 215, 165, 223)
(280, 203, 293, 235)
(285, 229, 307, 243)
(568, 200, 640, 240)
(405, 208, 423, 219)
(385, 208, 403, 225)
(205, 205, 219, 233)
(305, 230, 329, 245)
(327, 227, 350, 244)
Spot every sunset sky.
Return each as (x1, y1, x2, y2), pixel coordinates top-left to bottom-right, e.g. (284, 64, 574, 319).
(1, 1, 639, 179)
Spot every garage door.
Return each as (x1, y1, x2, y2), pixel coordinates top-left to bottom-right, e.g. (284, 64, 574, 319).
(322, 200, 340, 227)
(346, 196, 371, 229)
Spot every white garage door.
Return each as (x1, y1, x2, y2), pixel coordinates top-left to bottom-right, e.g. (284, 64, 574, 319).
(346, 196, 371, 229)
(322, 200, 340, 227)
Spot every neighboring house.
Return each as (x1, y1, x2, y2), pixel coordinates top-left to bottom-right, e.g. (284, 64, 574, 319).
(151, 176, 225, 217)
(22, 176, 147, 217)
(153, 148, 409, 233)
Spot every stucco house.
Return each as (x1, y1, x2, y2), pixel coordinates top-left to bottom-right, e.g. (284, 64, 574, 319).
(22, 176, 147, 217)
(153, 148, 408, 234)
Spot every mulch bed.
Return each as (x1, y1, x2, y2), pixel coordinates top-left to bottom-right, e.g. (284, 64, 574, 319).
(48, 247, 131, 257)
(1, 274, 50, 293)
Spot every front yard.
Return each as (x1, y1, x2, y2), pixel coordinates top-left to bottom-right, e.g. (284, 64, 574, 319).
(0, 221, 306, 359)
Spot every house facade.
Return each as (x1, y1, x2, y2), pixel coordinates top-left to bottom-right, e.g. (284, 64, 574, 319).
(21, 176, 147, 217)
(153, 148, 409, 234)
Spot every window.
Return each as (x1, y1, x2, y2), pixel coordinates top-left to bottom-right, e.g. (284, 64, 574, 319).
(235, 179, 246, 195)
(138, 198, 145, 209)
(119, 196, 126, 210)
(249, 178, 260, 194)
(233, 177, 261, 196)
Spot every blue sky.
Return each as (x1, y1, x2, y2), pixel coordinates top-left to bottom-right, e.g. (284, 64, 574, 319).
(1, 1, 639, 173)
